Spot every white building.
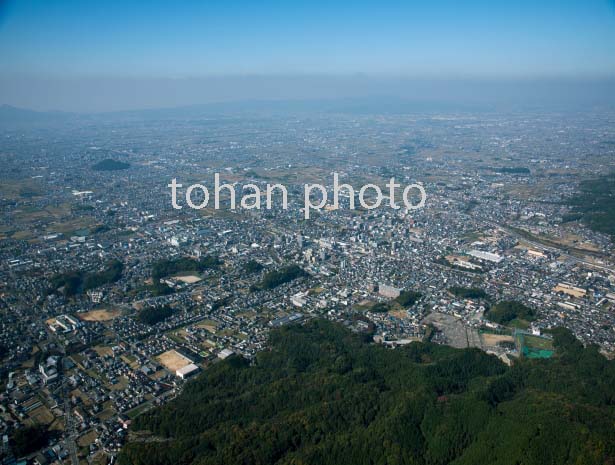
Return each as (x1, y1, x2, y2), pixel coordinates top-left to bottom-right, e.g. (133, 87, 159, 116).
(468, 250, 503, 263)
(291, 292, 307, 307)
(218, 349, 234, 360)
(176, 364, 199, 380)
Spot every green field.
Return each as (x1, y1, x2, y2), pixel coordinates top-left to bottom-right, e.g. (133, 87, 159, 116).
(517, 333, 555, 358)
(524, 335, 554, 350)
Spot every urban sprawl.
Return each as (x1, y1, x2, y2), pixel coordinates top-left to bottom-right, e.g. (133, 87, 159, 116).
(1, 108, 614, 464)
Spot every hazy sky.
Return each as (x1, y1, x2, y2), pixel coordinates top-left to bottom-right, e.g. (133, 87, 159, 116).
(0, 0, 614, 111)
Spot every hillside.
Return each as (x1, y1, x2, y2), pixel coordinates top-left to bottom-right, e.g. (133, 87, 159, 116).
(0, 104, 73, 126)
(485, 300, 536, 326)
(119, 320, 615, 465)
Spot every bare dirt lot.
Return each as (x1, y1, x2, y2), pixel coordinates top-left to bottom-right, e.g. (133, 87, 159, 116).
(93, 346, 114, 357)
(388, 309, 408, 319)
(78, 308, 121, 322)
(195, 319, 218, 333)
(481, 333, 514, 347)
(422, 312, 481, 349)
(174, 275, 202, 284)
(157, 350, 193, 372)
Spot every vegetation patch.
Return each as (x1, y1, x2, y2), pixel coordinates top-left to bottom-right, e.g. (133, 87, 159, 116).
(150, 256, 220, 295)
(567, 172, 615, 238)
(10, 425, 50, 458)
(244, 260, 264, 273)
(395, 290, 422, 307)
(485, 300, 536, 325)
(119, 320, 615, 465)
(136, 306, 175, 325)
(252, 264, 307, 291)
(49, 259, 123, 297)
(448, 286, 487, 299)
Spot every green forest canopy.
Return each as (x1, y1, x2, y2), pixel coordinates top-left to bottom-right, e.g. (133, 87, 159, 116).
(253, 264, 307, 291)
(244, 260, 264, 273)
(136, 306, 175, 326)
(152, 256, 221, 281)
(150, 256, 221, 295)
(567, 172, 615, 238)
(448, 286, 487, 299)
(395, 290, 422, 307)
(485, 300, 536, 325)
(119, 320, 615, 465)
(49, 259, 123, 297)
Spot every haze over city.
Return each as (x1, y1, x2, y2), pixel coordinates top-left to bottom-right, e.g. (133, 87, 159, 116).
(0, 0, 614, 111)
(1, 2, 615, 465)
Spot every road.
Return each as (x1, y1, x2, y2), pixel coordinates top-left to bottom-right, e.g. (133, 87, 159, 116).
(62, 377, 80, 465)
(491, 222, 615, 274)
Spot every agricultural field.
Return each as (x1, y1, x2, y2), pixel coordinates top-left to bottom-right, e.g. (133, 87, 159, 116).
(388, 308, 409, 319)
(27, 405, 55, 426)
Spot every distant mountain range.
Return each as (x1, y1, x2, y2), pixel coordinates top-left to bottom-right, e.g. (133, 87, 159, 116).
(0, 99, 499, 127)
(2, 96, 611, 128)
(0, 104, 74, 125)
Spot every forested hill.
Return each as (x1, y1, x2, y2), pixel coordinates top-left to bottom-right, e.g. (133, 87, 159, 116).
(119, 320, 615, 465)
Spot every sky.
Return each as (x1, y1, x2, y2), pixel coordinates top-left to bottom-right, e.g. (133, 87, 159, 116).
(0, 0, 614, 111)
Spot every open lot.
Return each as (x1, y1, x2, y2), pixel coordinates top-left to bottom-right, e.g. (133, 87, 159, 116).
(174, 274, 202, 284)
(93, 346, 114, 357)
(481, 333, 514, 347)
(78, 308, 122, 322)
(28, 405, 55, 425)
(195, 319, 218, 333)
(78, 430, 98, 448)
(107, 376, 129, 391)
(422, 312, 481, 349)
(157, 349, 193, 372)
(388, 309, 409, 319)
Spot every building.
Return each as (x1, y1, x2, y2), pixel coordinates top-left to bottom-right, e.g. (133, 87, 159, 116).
(217, 349, 234, 360)
(553, 283, 586, 298)
(176, 364, 199, 379)
(88, 290, 103, 303)
(269, 313, 304, 327)
(527, 249, 546, 259)
(468, 250, 503, 263)
(48, 314, 81, 333)
(291, 292, 307, 307)
(39, 356, 59, 384)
